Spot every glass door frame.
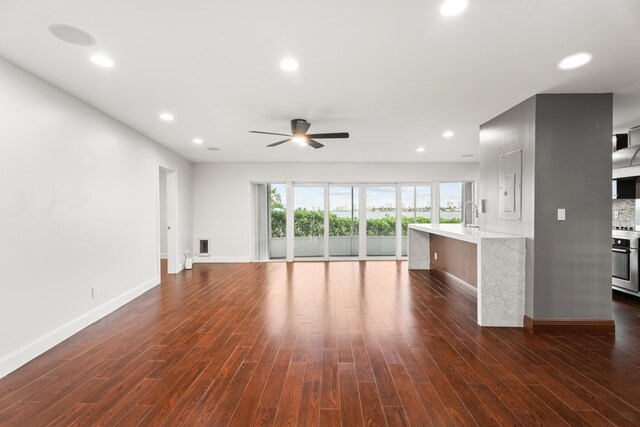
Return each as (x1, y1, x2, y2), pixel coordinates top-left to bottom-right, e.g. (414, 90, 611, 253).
(289, 182, 441, 260)
(289, 182, 365, 261)
(328, 184, 360, 259)
(398, 183, 434, 257)
(362, 184, 399, 258)
(291, 182, 328, 260)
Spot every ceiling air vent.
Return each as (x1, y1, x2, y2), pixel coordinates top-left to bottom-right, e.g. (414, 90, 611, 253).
(48, 24, 96, 46)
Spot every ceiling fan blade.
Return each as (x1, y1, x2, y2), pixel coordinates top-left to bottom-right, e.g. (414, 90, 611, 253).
(266, 138, 291, 147)
(306, 132, 349, 139)
(249, 131, 292, 137)
(307, 139, 324, 149)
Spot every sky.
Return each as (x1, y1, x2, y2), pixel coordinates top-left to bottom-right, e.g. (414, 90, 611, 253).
(272, 183, 463, 210)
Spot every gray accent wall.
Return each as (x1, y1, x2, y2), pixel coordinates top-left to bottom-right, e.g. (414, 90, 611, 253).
(480, 94, 612, 320)
(533, 94, 612, 319)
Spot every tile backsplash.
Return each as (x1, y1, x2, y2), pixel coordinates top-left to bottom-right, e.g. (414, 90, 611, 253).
(613, 199, 636, 228)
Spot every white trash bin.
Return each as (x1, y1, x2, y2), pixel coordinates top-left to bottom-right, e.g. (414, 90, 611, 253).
(184, 250, 193, 270)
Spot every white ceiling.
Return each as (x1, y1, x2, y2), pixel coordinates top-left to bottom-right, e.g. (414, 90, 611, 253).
(1, 0, 639, 163)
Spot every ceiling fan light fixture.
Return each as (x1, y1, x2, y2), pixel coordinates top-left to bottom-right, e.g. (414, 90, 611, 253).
(250, 118, 348, 149)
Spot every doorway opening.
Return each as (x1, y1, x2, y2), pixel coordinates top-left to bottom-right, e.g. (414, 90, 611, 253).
(253, 183, 288, 260)
(158, 166, 178, 280)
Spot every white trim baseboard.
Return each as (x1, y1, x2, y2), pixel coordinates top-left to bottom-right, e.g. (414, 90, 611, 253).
(0, 276, 159, 379)
(194, 256, 250, 263)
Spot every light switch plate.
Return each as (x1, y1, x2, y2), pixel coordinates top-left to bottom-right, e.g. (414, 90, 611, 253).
(557, 208, 566, 221)
(434, 252, 438, 260)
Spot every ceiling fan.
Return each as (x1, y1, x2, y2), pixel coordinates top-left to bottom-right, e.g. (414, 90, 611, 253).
(249, 118, 349, 149)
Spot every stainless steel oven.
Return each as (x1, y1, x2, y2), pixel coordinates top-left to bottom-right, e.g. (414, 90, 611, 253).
(612, 233, 639, 292)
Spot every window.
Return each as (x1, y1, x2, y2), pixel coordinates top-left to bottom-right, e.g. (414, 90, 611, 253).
(438, 182, 476, 224)
(329, 186, 359, 257)
(293, 186, 325, 257)
(401, 185, 431, 256)
(256, 181, 471, 261)
(366, 186, 396, 256)
(439, 182, 463, 223)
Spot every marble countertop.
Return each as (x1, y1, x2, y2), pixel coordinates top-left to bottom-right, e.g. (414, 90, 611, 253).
(408, 223, 524, 244)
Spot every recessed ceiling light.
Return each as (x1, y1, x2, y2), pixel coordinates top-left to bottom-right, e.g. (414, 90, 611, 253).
(443, 131, 454, 138)
(49, 24, 96, 46)
(280, 57, 299, 72)
(417, 147, 426, 153)
(90, 54, 114, 68)
(159, 112, 174, 122)
(193, 138, 204, 145)
(440, 0, 469, 17)
(558, 52, 592, 70)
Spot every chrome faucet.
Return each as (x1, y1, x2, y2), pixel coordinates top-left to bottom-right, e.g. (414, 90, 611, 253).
(462, 201, 479, 228)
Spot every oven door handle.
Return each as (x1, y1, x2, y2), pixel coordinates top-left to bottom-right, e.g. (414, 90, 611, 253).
(613, 248, 631, 253)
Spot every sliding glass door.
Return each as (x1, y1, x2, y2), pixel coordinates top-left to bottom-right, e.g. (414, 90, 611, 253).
(293, 186, 325, 257)
(329, 186, 359, 257)
(366, 186, 396, 256)
(257, 181, 476, 260)
(401, 185, 432, 256)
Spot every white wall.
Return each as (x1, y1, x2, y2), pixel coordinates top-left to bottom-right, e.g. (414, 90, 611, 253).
(0, 58, 193, 377)
(193, 162, 479, 261)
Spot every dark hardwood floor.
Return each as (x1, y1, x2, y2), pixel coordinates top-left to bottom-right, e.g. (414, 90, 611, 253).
(1, 261, 640, 426)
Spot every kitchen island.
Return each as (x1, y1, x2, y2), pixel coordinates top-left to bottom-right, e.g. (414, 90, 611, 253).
(408, 224, 525, 327)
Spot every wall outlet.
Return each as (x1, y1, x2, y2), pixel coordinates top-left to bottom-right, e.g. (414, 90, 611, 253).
(557, 209, 566, 221)
(615, 210, 619, 219)
(434, 252, 438, 260)
(91, 286, 101, 299)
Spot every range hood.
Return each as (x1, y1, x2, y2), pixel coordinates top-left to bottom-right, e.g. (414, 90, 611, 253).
(613, 145, 640, 167)
(613, 127, 640, 179)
